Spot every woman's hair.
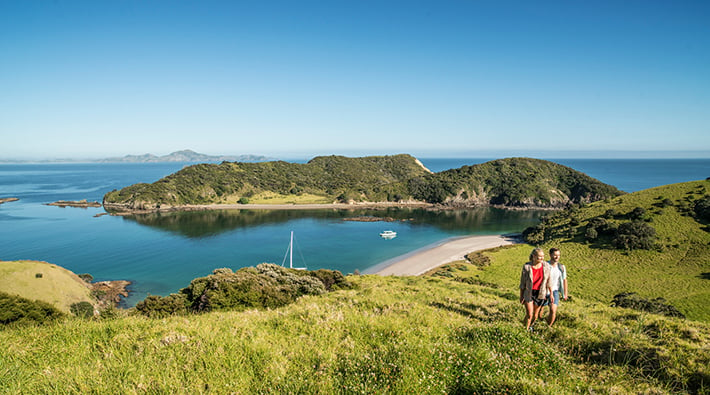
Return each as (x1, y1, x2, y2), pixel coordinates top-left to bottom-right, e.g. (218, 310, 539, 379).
(529, 248, 544, 262)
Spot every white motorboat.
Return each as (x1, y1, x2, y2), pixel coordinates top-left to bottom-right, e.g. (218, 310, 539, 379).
(379, 230, 397, 239)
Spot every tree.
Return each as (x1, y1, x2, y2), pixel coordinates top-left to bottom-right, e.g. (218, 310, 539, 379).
(628, 207, 647, 220)
(693, 196, 710, 222)
(613, 221, 656, 250)
(584, 227, 598, 242)
(522, 224, 546, 245)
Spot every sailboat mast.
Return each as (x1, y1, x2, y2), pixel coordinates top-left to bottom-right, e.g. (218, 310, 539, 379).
(289, 231, 294, 269)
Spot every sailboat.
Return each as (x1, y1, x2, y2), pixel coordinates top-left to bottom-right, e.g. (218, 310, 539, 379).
(281, 231, 306, 270)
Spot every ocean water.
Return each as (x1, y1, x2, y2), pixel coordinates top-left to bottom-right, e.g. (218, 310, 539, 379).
(1, 158, 707, 306)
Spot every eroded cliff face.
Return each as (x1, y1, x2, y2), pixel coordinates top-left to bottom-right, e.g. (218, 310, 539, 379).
(103, 199, 162, 213)
(440, 188, 575, 209)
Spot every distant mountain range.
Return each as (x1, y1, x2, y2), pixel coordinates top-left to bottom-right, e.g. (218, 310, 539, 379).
(98, 150, 271, 163)
(0, 150, 272, 164)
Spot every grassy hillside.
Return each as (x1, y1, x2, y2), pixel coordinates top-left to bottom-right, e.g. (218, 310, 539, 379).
(2, 178, 709, 392)
(1, 274, 708, 393)
(103, 155, 622, 212)
(453, 180, 710, 322)
(0, 260, 95, 313)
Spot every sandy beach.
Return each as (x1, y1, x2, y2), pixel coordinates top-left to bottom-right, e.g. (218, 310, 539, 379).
(370, 234, 520, 276)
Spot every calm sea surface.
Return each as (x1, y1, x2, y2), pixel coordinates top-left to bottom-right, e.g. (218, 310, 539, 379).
(1, 158, 707, 306)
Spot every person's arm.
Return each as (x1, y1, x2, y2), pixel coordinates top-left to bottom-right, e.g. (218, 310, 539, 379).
(546, 264, 554, 299)
(563, 278, 568, 300)
(519, 265, 527, 303)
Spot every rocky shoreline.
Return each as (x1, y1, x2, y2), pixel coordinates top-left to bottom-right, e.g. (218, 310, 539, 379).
(91, 280, 131, 308)
(46, 199, 102, 208)
(343, 216, 413, 222)
(102, 200, 564, 216)
(102, 201, 437, 215)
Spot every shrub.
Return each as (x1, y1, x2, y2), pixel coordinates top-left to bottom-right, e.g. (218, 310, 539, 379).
(465, 251, 491, 267)
(613, 221, 657, 250)
(256, 263, 327, 296)
(584, 227, 598, 242)
(0, 291, 64, 325)
(98, 306, 120, 320)
(136, 264, 352, 316)
(309, 269, 353, 291)
(238, 197, 250, 204)
(134, 294, 189, 318)
(587, 216, 607, 229)
(70, 301, 95, 318)
(78, 273, 94, 283)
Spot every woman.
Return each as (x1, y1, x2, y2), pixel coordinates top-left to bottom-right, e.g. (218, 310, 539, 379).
(519, 248, 552, 331)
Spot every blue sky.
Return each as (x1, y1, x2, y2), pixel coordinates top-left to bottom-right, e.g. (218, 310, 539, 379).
(1, 1, 709, 160)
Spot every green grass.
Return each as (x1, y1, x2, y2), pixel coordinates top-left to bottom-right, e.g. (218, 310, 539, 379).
(0, 261, 94, 313)
(1, 275, 709, 393)
(461, 181, 710, 322)
(2, 180, 709, 393)
(243, 191, 333, 204)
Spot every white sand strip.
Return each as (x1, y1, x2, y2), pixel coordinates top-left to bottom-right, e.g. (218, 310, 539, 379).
(371, 234, 520, 276)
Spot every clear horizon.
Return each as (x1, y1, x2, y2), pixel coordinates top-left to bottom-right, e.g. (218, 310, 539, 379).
(3, 149, 710, 162)
(2, 1, 709, 159)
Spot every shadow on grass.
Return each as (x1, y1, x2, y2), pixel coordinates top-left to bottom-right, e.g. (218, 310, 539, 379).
(699, 272, 710, 280)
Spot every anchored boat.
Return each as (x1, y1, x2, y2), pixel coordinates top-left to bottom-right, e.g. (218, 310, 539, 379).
(282, 231, 307, 270)
(379, 230, 397, 239)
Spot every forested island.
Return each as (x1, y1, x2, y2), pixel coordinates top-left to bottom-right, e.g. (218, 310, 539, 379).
(102, 154, 623, 213)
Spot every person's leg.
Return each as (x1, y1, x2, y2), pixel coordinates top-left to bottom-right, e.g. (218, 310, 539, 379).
(524, 301, 535, 329)
(547, 291, 559, 326)
(537, 299, 547, 320)
(531, 302, 544, 328)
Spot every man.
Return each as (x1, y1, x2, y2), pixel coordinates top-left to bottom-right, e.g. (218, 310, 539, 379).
(543, 247, 567, 326)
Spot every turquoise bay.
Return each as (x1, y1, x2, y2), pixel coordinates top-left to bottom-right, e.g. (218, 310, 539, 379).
(1, 158, 707, 306)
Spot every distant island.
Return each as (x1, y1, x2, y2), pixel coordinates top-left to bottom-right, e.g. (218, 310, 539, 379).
(0, 149, 272, 164)
(97, 149, 272, 163)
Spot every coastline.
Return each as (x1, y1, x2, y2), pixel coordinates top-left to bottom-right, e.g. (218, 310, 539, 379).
(105, 201, 435, 215)
(368, 234, 521, 276)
